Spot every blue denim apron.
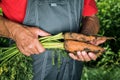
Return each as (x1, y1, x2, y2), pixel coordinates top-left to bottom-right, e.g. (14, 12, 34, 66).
(23, 0, 84, 80)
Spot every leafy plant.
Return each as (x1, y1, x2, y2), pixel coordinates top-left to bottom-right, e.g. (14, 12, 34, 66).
(81, 66, 120, 80)
(0, 0, 120, 80)
(85, 0, 120, 68)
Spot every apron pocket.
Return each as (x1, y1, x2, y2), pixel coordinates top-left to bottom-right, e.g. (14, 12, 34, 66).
(38, 0, 67, 5)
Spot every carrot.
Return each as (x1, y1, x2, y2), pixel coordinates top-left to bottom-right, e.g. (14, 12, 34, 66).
(64, 40, 105, 57)
(0, 32, 113, 66)
(64, 32, 115, 44)
(64, 32, 95, 42)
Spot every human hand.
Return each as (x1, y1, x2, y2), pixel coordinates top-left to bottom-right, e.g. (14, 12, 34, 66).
(68, 38, 104, 61)
(12, 25, 50, 56)
(69, 51, 97, 62)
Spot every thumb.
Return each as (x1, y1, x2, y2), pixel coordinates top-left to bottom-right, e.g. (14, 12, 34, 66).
(25, 27, 51, 37)
(37, 28, 51, 37)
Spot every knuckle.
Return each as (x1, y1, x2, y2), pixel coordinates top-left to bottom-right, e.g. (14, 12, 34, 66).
(28, 45, 33, 49)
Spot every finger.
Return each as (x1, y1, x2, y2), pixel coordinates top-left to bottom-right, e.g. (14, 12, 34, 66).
(90, 40, 97, 45)
(20, 42, 37, 56)
(38, 29, 51, 36)
(88, 52, 97, 60)
(69, 53, 78, 60)
(18, 45, 31, 56)
(35, 41, 45, 54)
(22, 46, 33, 56)
(27, 45, 38, 55)
(77, 51, 84, 61)
(81, 51, 91, 62)
(96, 40, 106, 45)
(29, 39, 45, 54)
(26, 27, 51, 37)
(91, 38, 107, 46)
(22, 38, 42, 55)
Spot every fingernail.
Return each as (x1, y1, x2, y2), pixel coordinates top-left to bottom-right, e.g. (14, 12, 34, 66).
(82, 51, 86, 53)
(69, 53, 72, 56)
(81, 52, 85, 56)
(77, 51, 81, 55)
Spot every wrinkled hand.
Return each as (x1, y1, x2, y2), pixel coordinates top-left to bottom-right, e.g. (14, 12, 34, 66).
(13, 25, 50, 56)
(69, 39, 104, 61)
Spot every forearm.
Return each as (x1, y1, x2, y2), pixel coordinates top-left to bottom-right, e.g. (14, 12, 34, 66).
(80, 15, 100, 35)
(0, 15, 23, 40)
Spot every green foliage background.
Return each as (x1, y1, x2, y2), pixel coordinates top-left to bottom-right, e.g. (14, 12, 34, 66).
(0, 0, 120, 80)
(82, 0, 120, 79)
(85, 0, 120, 67)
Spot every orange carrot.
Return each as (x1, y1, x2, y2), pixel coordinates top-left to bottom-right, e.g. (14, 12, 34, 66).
(64, 40, 105, 57)
(64, 32, 95, 42)
(64, 32, 115, 44)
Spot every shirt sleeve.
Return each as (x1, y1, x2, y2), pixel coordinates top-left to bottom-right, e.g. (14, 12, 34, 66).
(0, 0, 27, 23)
(82, 0, 98, 16)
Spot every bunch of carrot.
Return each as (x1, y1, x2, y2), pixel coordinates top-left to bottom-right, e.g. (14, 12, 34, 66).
(64, 33, 114, 56)
(0, 32, 114, 67)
